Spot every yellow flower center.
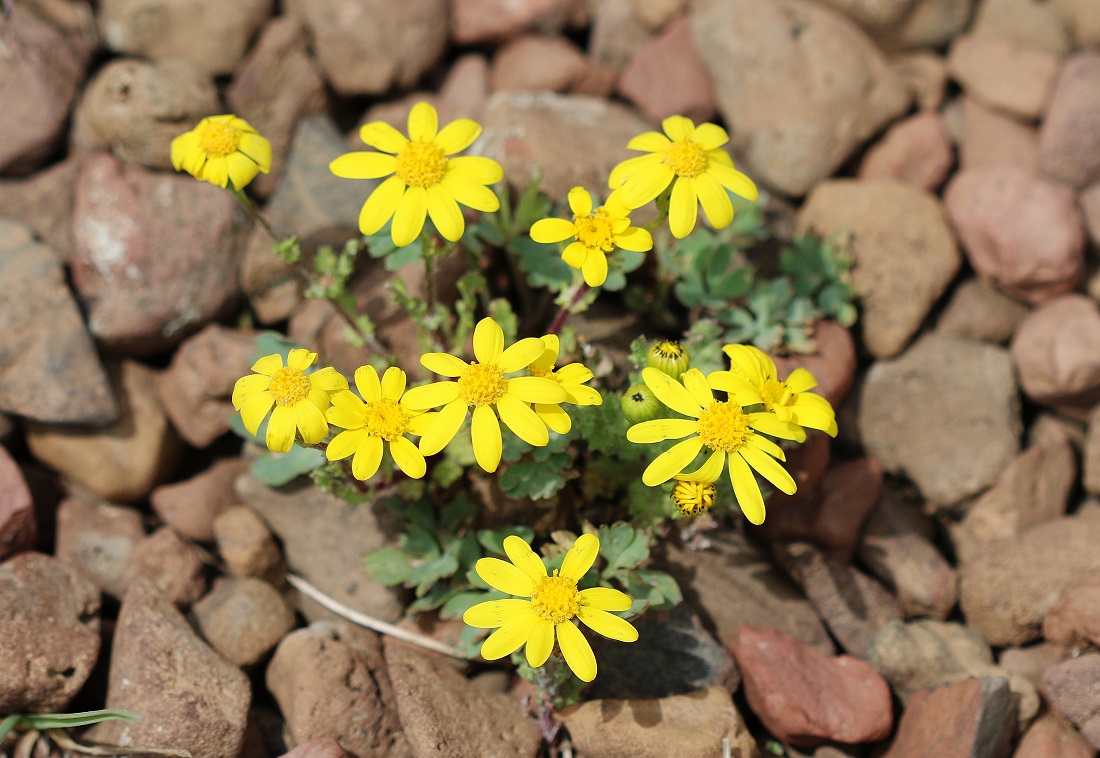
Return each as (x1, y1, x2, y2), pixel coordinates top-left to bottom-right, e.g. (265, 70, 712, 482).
(395, 140, 447, 188)
(458, 362, 507, 407)
(672, 479, 716, 517)
(199, 120, 242, 158)
(697, 400, 749, 453)
(665, 138, 706, 178)
(362, 398, 412, 441)
(760, 379, 792, 408)
(574, 208, 615, 251)
(530, 570, 581, 624)
(654, 341, 685, 360)
(268, 367, 311, 407)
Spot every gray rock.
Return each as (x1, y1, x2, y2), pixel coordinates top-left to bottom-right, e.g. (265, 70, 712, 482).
(936, 278, 1031, 345)
(1040, 53, 1100, 189)
(1043, 653, 1100, 749)
(192, 578, 296, 667)
(55, 497, 145, 597)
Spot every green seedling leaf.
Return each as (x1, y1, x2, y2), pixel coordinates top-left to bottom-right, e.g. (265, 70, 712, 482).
(499, 455, 570, 500)
(598, 523, 650, 575)
(250, 444, 325, 487)
(363, 548, 413, 586)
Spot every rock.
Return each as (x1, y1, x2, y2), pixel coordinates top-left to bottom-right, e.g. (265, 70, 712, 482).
(618, 15, 717, 124)
(770, 321, 858, 407)
(97, 0, 272, 76)
(213, 505, 287, 585)
(0, 153, 84, 260)
(1039, 53, 1100, 188)
(0, 446, 36, 560)
(970, 0, 1073, 57)
(959, 96, 1041, 172)
(1051, 0, 1100, 49)
(1015, 712, 1096, 758)
(152, 459, 250, 543)
(892, 52, 949, 111)
(475, 91, 651, 200)
(858, 334, 1021, 507)
(1043, 584, 1100, 649)
(491, 34, 593, 94)
(857, 111, 954, 191)
(947, 35, 1060, 121)
(192, 578, 295, 667)
(589, 0, 656, 71)
(1083, 183, 1100, 247)
(732, 625, 893, 748)
(0, 220, 117, 424)
(278, 738, 349, 758)
(72, 59, 219, 170)
(692, 0, 910, 196)
(88, 578, 252, 757)
(236, 474, 404, 622)
(798, 180, 960, 358)
(936, 278, 1031, 345)
(384, 637, 540, 758)
(71, 154, 248, 355)
(55, 498, 145, 596)
(285, 0, 447, 96)
(766, 431, 833, 512)
(959, 506, 1100, 646)
(452, 0, 586, 44)
(156, 324, 258, 448)
(267, 621, 408, 757)
(26, 360, 182, 502)
(0, 553, 100, 712)
(665, 531, 835, 655)
(1011, 294, 1100, 407)
(1087, 406, 1100, 495)
(558, 686, 759, 758)
(437, 54, 492, 123)
(123, 526, 207, 607)
(0, 13, 87, 174)
(816, 0, 973, 51)
(1044, 653, 1100, 749)
(998, 642, 1069, 692)
(950, 439, 1076, 564)
(881, 677, 1015, 758)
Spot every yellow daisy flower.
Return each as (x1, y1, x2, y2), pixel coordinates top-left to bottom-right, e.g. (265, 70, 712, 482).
(529, 187, 653, 287)
(170, 115, 272, 190)
(714, 344, 838, 438)
(463, 534, 638, 682)
(671, 477, 716, 517)
(330, 102, 504, 247)
(402, 317, 569, 473)
(525, 334, 602, 434)
(231, 349, 348, 454)
(609, 115, 759, 239)
(324, 366, 435, 481)
(626, 367, 802, 525)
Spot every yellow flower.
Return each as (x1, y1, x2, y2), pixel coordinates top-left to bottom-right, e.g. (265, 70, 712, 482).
(714, 344, 838, 438)
(671, 477, 716, 517)
(170, 115, 272, 190)
(609, 115, 759, 239)
(525, 334, 602, 434)
(324, 366, 434, 481)
(463, 534, 638, 682)
(330, 102, 504, 247)
(529, 187, 653, 287)
(232, 349, 348, 454)
(626, 367, 801, 525)
(402, 318, 569, 473)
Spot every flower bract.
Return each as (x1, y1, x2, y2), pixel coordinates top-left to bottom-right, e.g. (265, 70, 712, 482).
(325, 366, 434, 481)
(463, 534, 638, 682)
(525, 334, 602, 434)
(231, 349, 348, 454)
(170, 115, 272, 190)
(330, 102, 504, 247)
(402, 317, 569, 473)
(626, 367, 801, 525)
(529, 187, 652, 287)
(609, 115, 758, 239)
(646, 339, 690, 378)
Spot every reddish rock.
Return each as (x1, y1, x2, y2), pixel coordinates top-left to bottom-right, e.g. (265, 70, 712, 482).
(0, 153, 84, 260)
(858, 112, 954, 191)
(278, 738, 348, 758)
(452, 0, 586, 44)
(766, 431, 832, 511)
(1043, 584, 1100, 650)
(947, 35, 1060, 120)
(881, 677, 1015, 758)
(55, 498, 145, 597)
(946, 167, 1084, 306)
(618, 16, 717, 124)
(152, 459, 250, 543)
(1039, 53, 1100, 188)
(1043, 653, 1100, 749)
(1014, 712, 1095, 758)
(959, 96, 1040, 173)
(213, 506, 287, 585)
(192, 577, 296, 667)
(936, 277, 1031, 345)
(1011, 294, 1100, 407)
(891, 52, 948, 111)
(770, 321, 857, 407)
(123, 526, 207, 608)
(491, 34, 591, 93)
(437, 54, 492, 123)
(0, 446, 36, 560)
(732, 625, 893, 748)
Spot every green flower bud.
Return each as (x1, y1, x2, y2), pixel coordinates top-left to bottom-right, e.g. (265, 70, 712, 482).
(646, 340, 690, 378)
(621, 383, 661, 424)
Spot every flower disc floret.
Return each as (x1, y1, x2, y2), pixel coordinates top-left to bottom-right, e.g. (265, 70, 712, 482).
(672, 478, 716, 517)
(458, 362, 507, 406)
(396, 141, 447, 187)
(666, 139, 706, 178)
(268, 367, 311, 406)
(696, 401, 750, 453)
(171, 114, 272, 190)
(531, 571, 581, 624)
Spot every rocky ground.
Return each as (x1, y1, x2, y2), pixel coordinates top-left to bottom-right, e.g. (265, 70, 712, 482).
(3, 0, 1100, 757)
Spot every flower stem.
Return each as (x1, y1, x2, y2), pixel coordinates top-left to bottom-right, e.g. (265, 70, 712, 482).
(231, 188, 280, 242)
(546, 283, 590, 336)
(532, 660, 562, 744)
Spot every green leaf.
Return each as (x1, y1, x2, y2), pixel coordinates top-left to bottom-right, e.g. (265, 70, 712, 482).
(674, 279, 705, 308)
(498, 454, 570, 500)
(441, 589, 508, 620)
(598, 523, 650, 575)
(363, 548, 413, 585)
(407, 583, 455, 614)
(633, 568, 682, 609)
(513, 237, 575, 290)
(477, 526, 536, 556)
(440, 496, 478, 531)
(488, 298, 518, 344)
(250, 445, 325, 486)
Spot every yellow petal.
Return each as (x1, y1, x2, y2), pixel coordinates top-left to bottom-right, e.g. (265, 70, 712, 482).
(709, 370, 764, 405)
(613, 226, 653, 252)
(609, 153, 664, 191)
(380, 367, 407, 401)
(626, 418, 699, 443)
(748, 412, 805, 442)
(225, 152, 261, 191)
(729, 452, 765, 525)
(392, 185, 428, 247)
(351, 435, 384, 480)
(496, 394, 549, 446)
(238, 132, 272, 173)
(535, 403, 571, 434)
(446, 156, 503, 185)
(503, 535, 548, 584)
(426, 184, 464, 242)
(463, 598, 536, 628)
(561, 241, 587, 269)
(295, 400, 329, 445)
(530, 334, 559, 373)
(435, 118, 481, 155)
(561, 533, 599, 581)
(239, 392, 273, 436)
(556, 621, 596, 682)
(476, 557, 536, 596)
(692, 122, 729, 151)
(786, 367, 819, 393)
(641, 367, 702, 418)
(680, 368, 714, 409)
(578, 607, 639, 642)
(358, 175, 405, 236)
(472, 404, 503, 473)
(232, 373, 270, 409)
(581, 250, 608, 287)
(530, 218, 575, 244)
(287, 349, 316, 371)
(440, 172, 500, 211)
(421, 352, 469, 377)
(565, 385, 602, 406)
(418, 398, 468, 456)
(359, 120, 409, 154)
(309, 367, 348, 393)
(740, 445, 796, 495)
(526, 621, 555, 667)
(354, 365, 382, 402)
(620, 163, 675, 209)
(669, 177, 698, 239)
(481, 613, 539, 660)
(473, 317, 504, 364)
(326, 405, 365, 430)
(681, 448, 725, 482)
(708, 162, 759, 202)
(580, 587, 632, 612)
(642, 435, 704, 486)
(388, 436, 426, 478)
(408, 101, 439, 142)
(326, 428, 367, 461)
(696, 172, 734, 230)
(746, 434, 786, 462)
(402, 381, 460, 410)
(627, 131, 671, 153)
(662, 115, 695, 141)
(202, 156, 229, 188)
(791, 406, 839, 437)
(568, 186, 593, 217)
(505, 376, 568, 404)
(498, 337, 547, 373)
(330, 152, 397, 179)
(170, 130, 200, 171)
(251, 353, 283, 376)
(721, 344, 767, 386)
(266, 405, 296, 453)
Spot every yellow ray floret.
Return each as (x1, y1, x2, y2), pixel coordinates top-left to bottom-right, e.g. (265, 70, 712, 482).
(524, 333, 603, 435)
(170, 114, 272, 190)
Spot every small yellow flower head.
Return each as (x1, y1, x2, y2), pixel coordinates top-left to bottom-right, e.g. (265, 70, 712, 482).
(463, 534, 638, 682)
(329, 102, 504, 247)
(324, 366, 435, 481)
(530, 187, 653, 287)
(170, 115, 272, 190)
(620, 383, 661, 424)
(714, 344, 838, 438)
(402, 318, 569, 473)
(626, 367, 802, 525)
(671, 477, 716, 517)
(231, 349, 348, 453)
(525, 334, 603, 434)
(609, 115, 759, 239)
(646, 340, 691, 379)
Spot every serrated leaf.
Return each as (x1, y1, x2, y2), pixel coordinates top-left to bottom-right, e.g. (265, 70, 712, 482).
(633, 568, 682, 609)
(499, 455, 569, 500)
(598, 523, 650, 575)
(513, 238, 575, 290)
(407, 583, 455, 613)
(363, 548, 413, 585)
